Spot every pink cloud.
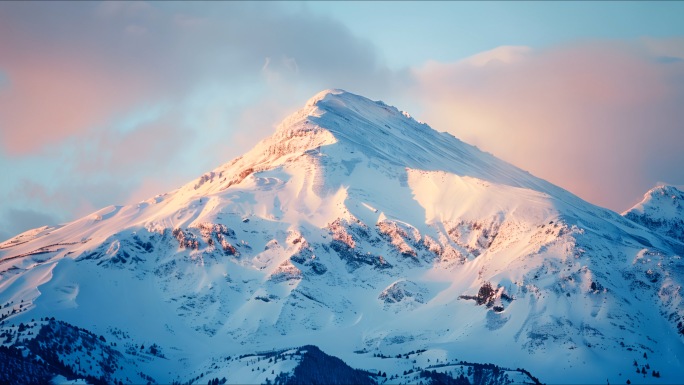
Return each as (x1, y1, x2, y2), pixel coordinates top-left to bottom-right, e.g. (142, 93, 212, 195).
(0, 52, 160, 155)
(0, 2, 181, 155)
(411, 40, 684, 211)
(0, 1, 391, 157)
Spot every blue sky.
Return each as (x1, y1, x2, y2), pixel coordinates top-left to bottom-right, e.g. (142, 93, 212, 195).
(304, 1, 684, 66)
(1, 1, 684, 241)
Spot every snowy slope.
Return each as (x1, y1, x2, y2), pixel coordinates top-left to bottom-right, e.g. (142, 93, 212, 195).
(1, 89, 683, 384)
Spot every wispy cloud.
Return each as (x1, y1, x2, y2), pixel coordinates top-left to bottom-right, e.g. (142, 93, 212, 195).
(0, 2, 392, 154)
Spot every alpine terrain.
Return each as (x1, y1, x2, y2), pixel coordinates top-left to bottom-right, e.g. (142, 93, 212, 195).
(1, 89, 683, 384)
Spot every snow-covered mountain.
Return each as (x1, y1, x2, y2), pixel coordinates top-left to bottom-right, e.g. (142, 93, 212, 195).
(623, 185, 684, 244)
(1, 89, 683, 384)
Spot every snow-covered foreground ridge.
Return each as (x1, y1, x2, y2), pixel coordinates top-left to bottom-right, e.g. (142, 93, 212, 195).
(1, 89, 683, 384)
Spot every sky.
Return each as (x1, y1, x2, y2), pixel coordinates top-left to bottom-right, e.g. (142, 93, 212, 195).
(1, 1, 684, 241)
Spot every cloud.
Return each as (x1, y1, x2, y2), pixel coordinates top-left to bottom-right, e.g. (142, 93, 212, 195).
(0, 1, 401, 238)
(0, 1, 392, 155)
(0, 2, 181, 155)
(410, 39, 684, 212)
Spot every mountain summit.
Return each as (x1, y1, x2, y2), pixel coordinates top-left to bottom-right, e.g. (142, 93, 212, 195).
(1, 90, 683, 384)
(205, 89, 572, 196)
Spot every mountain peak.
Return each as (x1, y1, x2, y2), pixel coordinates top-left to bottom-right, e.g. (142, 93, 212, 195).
(267, 89, 433, 168)
(298, 88, 409, 126)
(648, 184, 684, 199)
(186, 89, 577, 204)
(623, 184, 684, 243)
(297, 88, 407, 125)
(304, 88, 349, 107)
(626, 184, 684, 215)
